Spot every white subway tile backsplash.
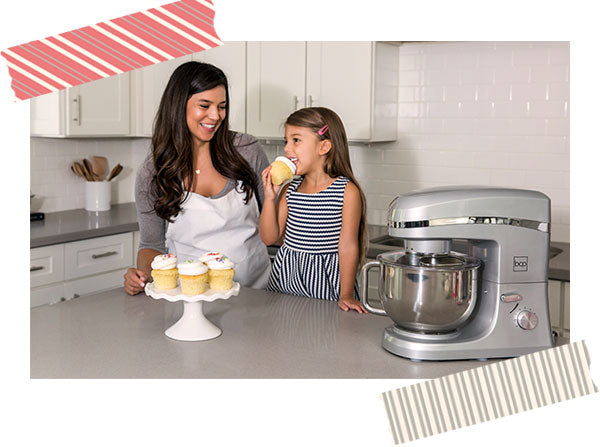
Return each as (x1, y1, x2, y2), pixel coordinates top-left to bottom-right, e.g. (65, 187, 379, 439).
(530, 65, 569, 83)
(512, 47, 550, 66)
(546, 118, 570, 136)
(444, 84, 478, 102)
(510, 118, 547, 136)
(366, 41, 569, 242)
(511, 83, 548, 101)
(529, 101, 568, 118)
(547, 83, 569, 101)
(494, 66, 531, 84)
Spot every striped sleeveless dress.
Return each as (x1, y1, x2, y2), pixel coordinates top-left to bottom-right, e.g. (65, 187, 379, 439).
(267, 176, 351, 301)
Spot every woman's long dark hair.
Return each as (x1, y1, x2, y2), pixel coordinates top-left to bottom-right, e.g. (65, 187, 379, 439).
(151, 61, 258, 222)
(285, 107, 368, 266)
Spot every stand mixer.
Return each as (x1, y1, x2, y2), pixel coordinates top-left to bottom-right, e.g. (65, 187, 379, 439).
(361, 186, 554, 361)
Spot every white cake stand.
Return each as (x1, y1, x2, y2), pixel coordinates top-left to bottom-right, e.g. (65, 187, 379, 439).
(144, 282, 240, 341)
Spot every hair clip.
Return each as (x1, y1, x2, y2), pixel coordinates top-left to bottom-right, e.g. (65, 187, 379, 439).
(318, 125, 329, 136)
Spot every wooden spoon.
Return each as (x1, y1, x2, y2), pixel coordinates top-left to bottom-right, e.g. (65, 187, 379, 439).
(70, 164, 85, 180)
(82, 158, 101, 181)
(92, 156, 108, 180)
(107, 163, 123, 181)
(73, 161, 93, 181)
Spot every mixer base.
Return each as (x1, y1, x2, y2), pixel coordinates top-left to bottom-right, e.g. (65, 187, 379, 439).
(381, 324, 550, 361)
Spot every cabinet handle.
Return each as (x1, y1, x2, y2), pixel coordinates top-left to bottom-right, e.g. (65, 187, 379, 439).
(73, 95, 81, 125)
(293, 95, 299, 110)
(91, 250, 118, 259)
(308, 95, 315, 107)
(30, 265, 44, 272)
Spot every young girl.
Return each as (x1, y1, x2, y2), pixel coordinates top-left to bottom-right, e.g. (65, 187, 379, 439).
(259, 107, 368, 313)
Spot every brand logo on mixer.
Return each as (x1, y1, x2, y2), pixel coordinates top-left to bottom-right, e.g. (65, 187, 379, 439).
(513, 256, 528, 272)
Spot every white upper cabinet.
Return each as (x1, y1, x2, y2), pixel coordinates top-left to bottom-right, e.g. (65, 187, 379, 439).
(30, 73, 131, 137)
(246, 41, 398, 142)
(246, 42, 307, 139)
(130, 55, 192, 137)
(193, 42, 246, 134)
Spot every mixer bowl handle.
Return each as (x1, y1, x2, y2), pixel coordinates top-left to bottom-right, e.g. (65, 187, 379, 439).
(360, 261, 387, 316)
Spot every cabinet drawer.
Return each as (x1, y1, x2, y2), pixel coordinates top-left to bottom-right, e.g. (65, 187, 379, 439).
(65, 233, 133, 280)
(31, 283, 65, 308)
(30, 244, 65, 287)
(64, 268, 128, 299)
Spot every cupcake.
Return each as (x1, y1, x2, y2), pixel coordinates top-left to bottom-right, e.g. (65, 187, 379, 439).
(269, 156, 297, 185)
(150, 254, 178, 290)
(177, 259, 208, 295)
(206, 255, 236, 291)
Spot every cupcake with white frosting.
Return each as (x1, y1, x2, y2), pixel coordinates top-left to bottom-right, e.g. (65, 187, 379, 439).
(150, 254, 178, 290)
(269, 156, 296, 185)
(206, 255, 235, 291)
(177, 259, 208, 295)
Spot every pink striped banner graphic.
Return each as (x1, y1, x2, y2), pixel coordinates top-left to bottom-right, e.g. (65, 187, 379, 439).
(1, 0, 222, 101)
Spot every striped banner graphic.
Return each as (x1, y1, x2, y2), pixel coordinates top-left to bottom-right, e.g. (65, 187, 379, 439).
(382, 340, 598, 444)
(0, 0, 221, 101)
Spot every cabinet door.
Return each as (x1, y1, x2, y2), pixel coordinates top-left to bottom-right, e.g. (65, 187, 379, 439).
(306, 42, 373, 141)
(66, 72, 130, 136)
(30, 90, 65, 136)
(132, 55, 192, 137)
(246, 42, 306, 139)
(64, 268, 128, 299)
(193, 42, 246, 133)
(31, 283, 65, 308)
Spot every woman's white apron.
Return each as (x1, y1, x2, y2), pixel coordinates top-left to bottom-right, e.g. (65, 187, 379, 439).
(166, 183, 270, 289)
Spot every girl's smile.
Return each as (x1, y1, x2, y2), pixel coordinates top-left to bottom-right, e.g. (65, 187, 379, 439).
(283, 125, 325, 175)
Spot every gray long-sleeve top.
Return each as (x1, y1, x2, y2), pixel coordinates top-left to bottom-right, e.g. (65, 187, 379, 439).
(135, 132, 270, 254)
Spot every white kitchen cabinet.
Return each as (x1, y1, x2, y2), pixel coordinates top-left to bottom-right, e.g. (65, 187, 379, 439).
(29, 232, 135, 308)
(193, 42, 247, 133)
(247, 42, 306, 139)
(30, 73, 131, 137)
(130, 55, 192, 137)
(246, 42, 399, 142)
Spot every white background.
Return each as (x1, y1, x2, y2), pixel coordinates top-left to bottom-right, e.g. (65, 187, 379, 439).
(1, 1, 598, 446)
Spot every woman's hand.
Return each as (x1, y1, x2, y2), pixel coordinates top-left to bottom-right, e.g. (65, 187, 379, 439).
(261, 166, 280, 202)
(338, 295, 368, 314)
(124, 268, 149, 295)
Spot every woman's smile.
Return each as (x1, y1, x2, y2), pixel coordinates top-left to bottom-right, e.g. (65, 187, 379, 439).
(186, 85, 227, 144)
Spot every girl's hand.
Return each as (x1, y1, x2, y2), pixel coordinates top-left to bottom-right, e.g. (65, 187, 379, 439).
(124, 268, 148, 295)
(338, 296, 368, 314)
(261, 165, 281, 201)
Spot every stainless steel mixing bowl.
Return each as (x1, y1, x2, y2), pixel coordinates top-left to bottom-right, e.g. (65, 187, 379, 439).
(361, 250, 481, 333)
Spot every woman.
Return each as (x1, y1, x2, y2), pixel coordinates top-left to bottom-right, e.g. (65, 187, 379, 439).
(124, 61, 271, 295)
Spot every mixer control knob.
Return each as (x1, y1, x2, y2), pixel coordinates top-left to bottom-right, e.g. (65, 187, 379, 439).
(516, 310, 538, 330)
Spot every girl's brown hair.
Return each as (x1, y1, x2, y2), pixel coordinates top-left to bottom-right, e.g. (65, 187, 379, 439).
(285, 107, 368, 265)
(150, 61, 259, 222)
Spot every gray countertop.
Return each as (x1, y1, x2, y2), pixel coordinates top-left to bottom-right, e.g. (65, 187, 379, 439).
(30, 203, 139, 248)
(30, 203, 570, 281)
(32, 286, 569, 379)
